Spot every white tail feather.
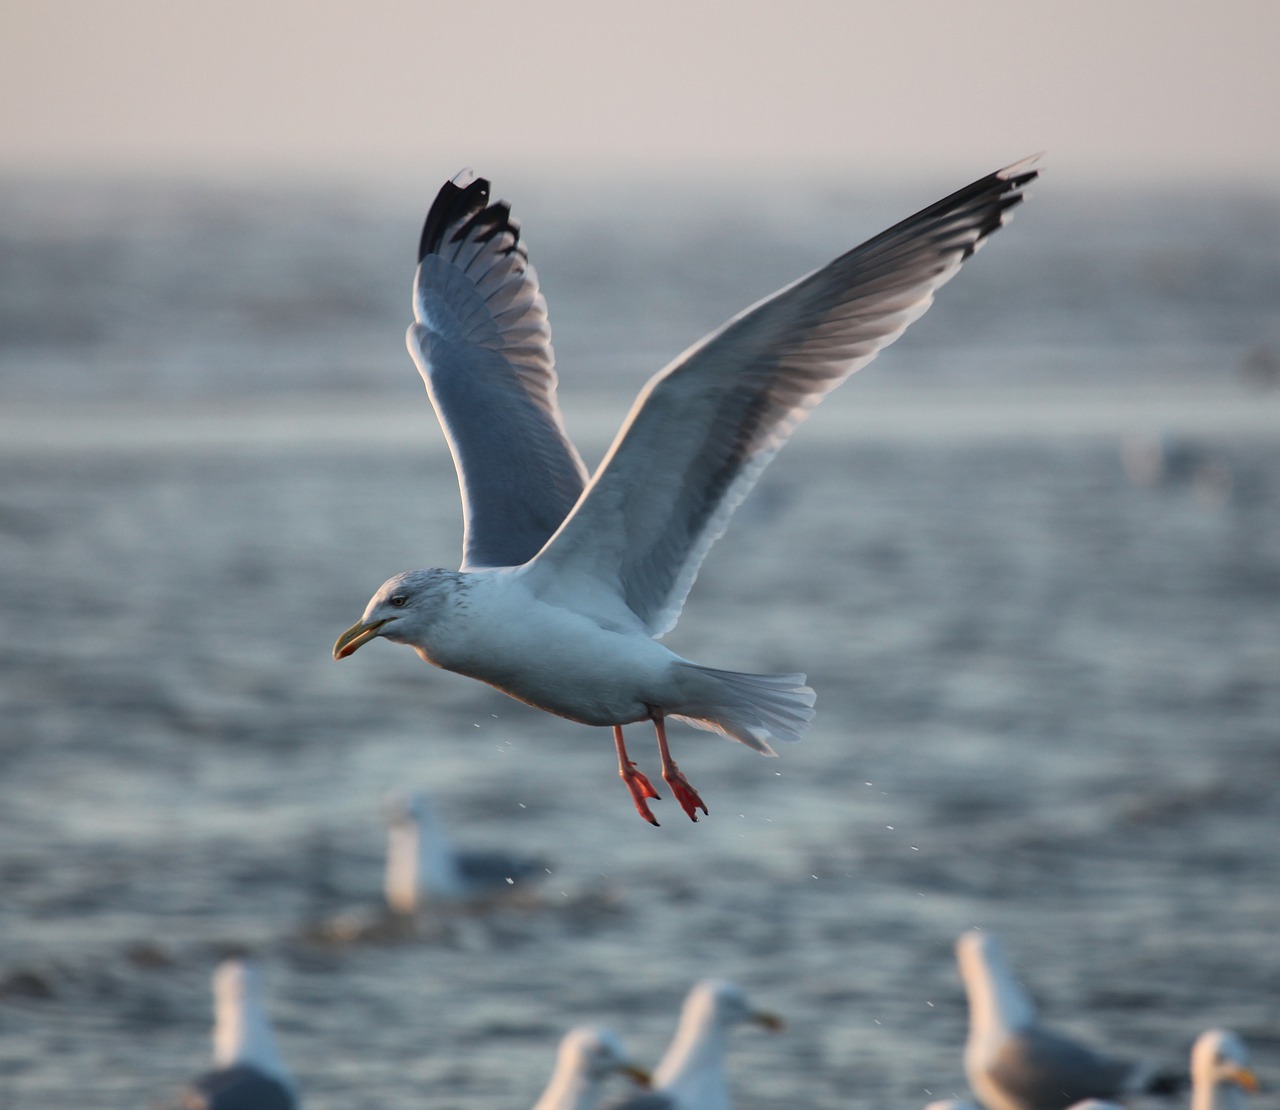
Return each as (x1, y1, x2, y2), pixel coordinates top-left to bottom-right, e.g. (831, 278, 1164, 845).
(671, 664, 815, 755)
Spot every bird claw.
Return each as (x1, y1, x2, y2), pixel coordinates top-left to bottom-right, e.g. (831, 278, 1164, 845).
(663, 765, 708, 823)
(619, 761, 662, 826)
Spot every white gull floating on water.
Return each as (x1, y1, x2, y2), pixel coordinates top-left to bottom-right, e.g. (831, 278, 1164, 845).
(532, 1026, 652, 1110)
(166, 959, 298, 1110)
(334, 159, 1038, 824)
(957, 930, 1184, 1110)
(1057, 1033, 1258, 1110)
(604, 980, 782, 1110)
(383, 788, 547, 911)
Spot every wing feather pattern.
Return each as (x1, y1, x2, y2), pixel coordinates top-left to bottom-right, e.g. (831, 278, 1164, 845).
(407, 171, 588, 570)
(989, 1029, 1140, 1109)
(526, 158, 1039, 634)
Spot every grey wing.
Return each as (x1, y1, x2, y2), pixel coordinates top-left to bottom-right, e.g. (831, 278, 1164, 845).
(602, 1093, 678, 1110)
(174, 1066, 297, 1110)
(407, 171, 589, 570)
(988, 1029, 1141, 1110)
(524, 157, 1038, 634)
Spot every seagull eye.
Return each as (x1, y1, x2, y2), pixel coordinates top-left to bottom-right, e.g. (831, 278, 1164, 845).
(389, 595, 408, 608)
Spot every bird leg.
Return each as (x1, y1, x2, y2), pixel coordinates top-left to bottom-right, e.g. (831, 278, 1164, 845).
(651, 710, 708, 822)
(613, 725, 661, 826)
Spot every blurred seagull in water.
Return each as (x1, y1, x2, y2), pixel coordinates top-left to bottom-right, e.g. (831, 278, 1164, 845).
(1069, 1032, 1257, 1110)
(167, 959, 298, 1110)
(334, 159, 1038, 824)
(1189, 1030, 1257, 1110)
(957, 930, 1184, 1110)
(383, 789, 546, 911)
(532, 1026, 652, 1110)
(605, 980, 782, 1110)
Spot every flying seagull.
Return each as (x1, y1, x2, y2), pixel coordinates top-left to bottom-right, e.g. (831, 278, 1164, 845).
(334, 159, 1038, 824)
(956, 930, 1184, 1110)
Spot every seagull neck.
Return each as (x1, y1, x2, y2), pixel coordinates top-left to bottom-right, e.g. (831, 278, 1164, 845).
(963, 943, 1037, 1040)
(1193, 1075, 1248, 1110)
(653, 1013, 731, 1110)
(213, 992, 293, 1089)
(385, 819, 423, 912)
(531, 1054, 602, 1110)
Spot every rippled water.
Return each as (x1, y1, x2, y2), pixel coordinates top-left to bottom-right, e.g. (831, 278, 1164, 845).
(1, 173, 1278, 1108)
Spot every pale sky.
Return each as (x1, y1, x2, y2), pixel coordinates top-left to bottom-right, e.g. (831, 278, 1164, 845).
(3, 0, 1279, 186)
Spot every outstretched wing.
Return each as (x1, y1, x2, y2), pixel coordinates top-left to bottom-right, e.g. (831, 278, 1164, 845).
(407, 170, 588, 570)
(525, 158, 1039, 634)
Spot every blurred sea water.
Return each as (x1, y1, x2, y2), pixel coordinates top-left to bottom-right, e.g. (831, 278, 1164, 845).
(0, 171, 1278, 1108)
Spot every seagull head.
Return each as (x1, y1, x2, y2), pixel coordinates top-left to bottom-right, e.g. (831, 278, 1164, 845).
(563, 1026, 651, 1086)
(382, 788, 429, 826)
(333, 569, 461, 659)
(955, 928, 1038, 1035)
(212, 958, 261, 1007)
(1192, 1029, 1258, 1097)
(692, 980, 785, 1034)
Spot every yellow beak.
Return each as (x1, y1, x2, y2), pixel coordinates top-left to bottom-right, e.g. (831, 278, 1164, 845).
(753, 1010, 785, 1032)
(619, 1063, 651, 1087)
(333, 618, 390, 660)
(1228, 1065, 1260, 1093)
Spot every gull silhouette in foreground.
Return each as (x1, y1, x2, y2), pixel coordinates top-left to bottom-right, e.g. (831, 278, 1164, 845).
(532, 1026, 651, 1110)
(335, 159, 1038, 824)
(167, 959, 298, 1110)
(383, 789, 546, 912)
(957, 930, 1184, 1110)
(605, 980, 782, 1110)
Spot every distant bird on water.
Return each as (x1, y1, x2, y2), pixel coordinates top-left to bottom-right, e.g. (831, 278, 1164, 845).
(167, 959, 298, 1110)
(956, 930, 1184, 1110)
(383, 789, 546, 911)
(335, 158, 1038, 824)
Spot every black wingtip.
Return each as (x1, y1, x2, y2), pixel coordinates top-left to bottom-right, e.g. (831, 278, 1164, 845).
(418, 170, 526, 264)
(850, 154, 1042, 271)
(418, 169, 491, 262)
(942, 155, 1041, 261)
(969, 155, 1040, 243)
